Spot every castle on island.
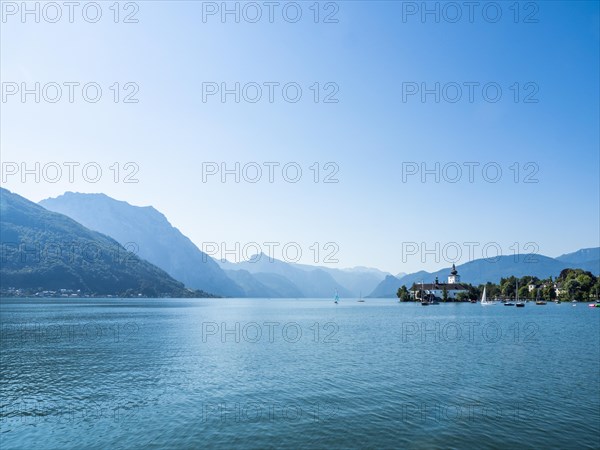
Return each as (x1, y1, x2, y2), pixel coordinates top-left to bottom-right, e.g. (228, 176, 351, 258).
(409, 264, 469, 301)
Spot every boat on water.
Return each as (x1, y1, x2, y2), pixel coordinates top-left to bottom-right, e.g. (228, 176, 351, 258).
(421, 299, 440, 305)
(419, 281, 429, 305)
(357, 291, 365, 303)
(515, 280, 525, 307)
(416, 280, 441, 305)
(534, 289, 546, 305)
(334, 290, 339, 304)
(480, 286, 494, 306)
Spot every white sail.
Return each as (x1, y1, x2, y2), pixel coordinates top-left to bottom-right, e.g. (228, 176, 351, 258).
(481, 286, 493, 305)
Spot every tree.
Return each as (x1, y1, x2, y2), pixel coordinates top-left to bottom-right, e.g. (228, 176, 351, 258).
(397, 285, 411, 302)
(467, 285, 480, 301)
(592, 280, 600, 300)
(542, 284, 556, 300)
(486, 282, 501, 299)
(456, 292, 469, 302)
(442, 286, 448, 302)
(518, 286, 529, 300)
(564, 279, 583, 301)
(501, 276, 517, 298)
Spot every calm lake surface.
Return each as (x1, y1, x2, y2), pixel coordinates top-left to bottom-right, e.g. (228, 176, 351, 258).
(1, 298, 599, 449)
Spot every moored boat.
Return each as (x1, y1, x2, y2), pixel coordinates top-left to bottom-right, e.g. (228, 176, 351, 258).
(515, 280, 525, 307)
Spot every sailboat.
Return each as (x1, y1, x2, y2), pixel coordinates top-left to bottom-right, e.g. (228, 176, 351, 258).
(357, 291, 365, 302)
(535, 289, 546, 305)
(334, 290, 339, 304)
(420, 281, 429, 306)
(515, 280, 525, 307)
(480, 286, 494, 306)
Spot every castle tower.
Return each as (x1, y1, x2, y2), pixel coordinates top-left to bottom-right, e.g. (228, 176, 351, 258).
(448, 264, 460, 284)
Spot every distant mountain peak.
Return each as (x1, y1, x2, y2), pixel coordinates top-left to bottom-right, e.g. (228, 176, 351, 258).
(1, 189, 204, 297)
(39, 192, 243, 296)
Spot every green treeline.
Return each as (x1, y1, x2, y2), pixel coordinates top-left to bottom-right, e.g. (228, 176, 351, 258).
(396, 269, 600, 302)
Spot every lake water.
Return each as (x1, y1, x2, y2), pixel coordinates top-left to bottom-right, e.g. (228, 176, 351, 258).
(1, 298, 599, 449)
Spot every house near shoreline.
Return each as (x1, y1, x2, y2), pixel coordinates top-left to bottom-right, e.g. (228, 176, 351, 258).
(409, 264, 469, 301)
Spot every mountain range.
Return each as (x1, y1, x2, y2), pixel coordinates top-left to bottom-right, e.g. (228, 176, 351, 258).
(39, 192, 388, 297)
(40, 192, 244, 297)
(218, 255, 353, 298)
(0, 188, 208, 297)
(2, 188, 597, 298)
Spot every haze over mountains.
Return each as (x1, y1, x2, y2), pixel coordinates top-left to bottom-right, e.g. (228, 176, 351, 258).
(218, 257, 390, 298)
(40, 192, 244, 297)
(1, 189, 596, 298)
(218, 255, 354, 298)
(39, 192, 388, 297)
(556, 248, 600, 266)
(0, 188, 207, 297)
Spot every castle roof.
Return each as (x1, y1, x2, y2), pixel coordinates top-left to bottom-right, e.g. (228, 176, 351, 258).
(450, 264, 458, 276)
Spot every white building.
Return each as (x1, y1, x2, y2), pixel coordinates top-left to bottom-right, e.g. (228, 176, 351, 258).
(410, 264, 469, 301)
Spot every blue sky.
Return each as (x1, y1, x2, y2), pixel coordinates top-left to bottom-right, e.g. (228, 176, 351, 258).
(1, 1, 599, 273)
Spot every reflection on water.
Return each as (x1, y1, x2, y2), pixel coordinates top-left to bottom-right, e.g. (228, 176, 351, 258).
(1, 298, 599, 449)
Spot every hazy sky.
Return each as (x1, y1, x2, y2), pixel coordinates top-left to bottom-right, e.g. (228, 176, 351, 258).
(1, 1, 599, 273)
